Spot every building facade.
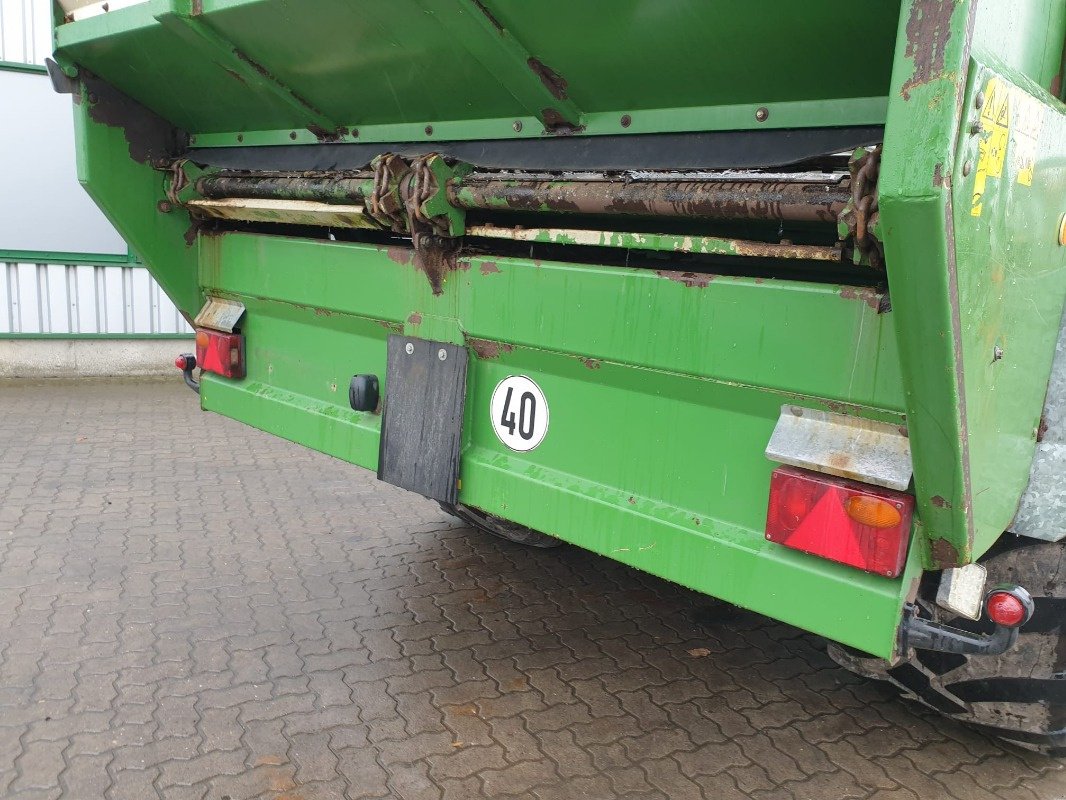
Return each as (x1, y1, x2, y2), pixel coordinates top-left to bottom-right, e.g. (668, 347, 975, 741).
(1, 0, 192, 376)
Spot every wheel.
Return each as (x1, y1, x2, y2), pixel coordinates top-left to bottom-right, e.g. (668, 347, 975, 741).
(440, 502, 564, 548)
(830, 536, 1066, 754)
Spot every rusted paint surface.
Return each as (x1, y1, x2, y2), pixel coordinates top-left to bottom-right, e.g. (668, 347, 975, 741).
(232, 48, 326, 119)
(307, 124, 349, 143)
(407, 312, 423, 325)
(930, 537, 961, 569)
(931, 495, 952, 509)
(450, 179, 849, 223)
(580, 357, 602, 370)
(526, 57, 569, 100)
(82, 71, 185, 164)
(656, 270, 714, 288)
(385, 246, 414, 265)
(900, 0, 956, 100)
(479, 261, 501, 276)
(467, 338, 514, 360)
(539, 108, 584, 134)
(839, 286, 884, 312)
(469, 0, 505, 33)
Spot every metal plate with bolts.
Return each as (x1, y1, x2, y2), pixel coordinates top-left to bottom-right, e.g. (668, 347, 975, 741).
(378, 336, 468, 505)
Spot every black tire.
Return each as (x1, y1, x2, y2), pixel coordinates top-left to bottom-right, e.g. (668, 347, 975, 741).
(439, 502, 564, 548)
(830, 536, 1066, 754)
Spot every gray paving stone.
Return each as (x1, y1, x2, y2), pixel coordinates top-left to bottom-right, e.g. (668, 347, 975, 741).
(0, 378, 1064, 799)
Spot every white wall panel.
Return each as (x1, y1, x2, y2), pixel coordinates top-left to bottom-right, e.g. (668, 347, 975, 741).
(0, 0, 51, 65)
(1, 262, 192, 335)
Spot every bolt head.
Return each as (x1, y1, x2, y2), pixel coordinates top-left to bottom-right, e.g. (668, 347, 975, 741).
(405, 342, 414, 355)
(438, 348, 447, 361)
(620, 114, 632, 128)
(962, 160, 972, 177)
(512, 120, 523, 132)
(755, 107, 769, 122)
(975, 91, 986, 109)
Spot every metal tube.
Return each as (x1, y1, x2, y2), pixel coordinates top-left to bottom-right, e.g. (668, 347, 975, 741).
(449, 179, 850, 223)
(195, 171, 850, 224)
(197, 173, 373, 205)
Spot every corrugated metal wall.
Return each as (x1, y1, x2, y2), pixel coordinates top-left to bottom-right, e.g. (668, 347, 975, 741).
(1, 262, 190, 335)
(1, 0, 192, 339)
(0, 0, 51, 64)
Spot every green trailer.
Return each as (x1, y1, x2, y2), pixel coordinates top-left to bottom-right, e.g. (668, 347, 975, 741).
(50, 0, 1066, 750)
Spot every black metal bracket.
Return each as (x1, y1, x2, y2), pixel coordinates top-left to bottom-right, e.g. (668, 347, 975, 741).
(899, 584, 1034, 656)
(178, 353, 200, 395)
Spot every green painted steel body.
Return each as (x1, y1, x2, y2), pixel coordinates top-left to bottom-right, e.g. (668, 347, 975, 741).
(54, 0, 1066, 659)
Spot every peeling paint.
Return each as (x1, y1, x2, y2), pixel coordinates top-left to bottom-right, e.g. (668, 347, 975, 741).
(467, 338, 513, 360)
(580, 357, 602, 370)
(656, 270, 714, 288)
(479, 261, 501, 276)
(931, 495, 952, 509)
(527, 57, 569, 101)
(900, 0, 955, 100)
(407, 312, 423, 325)
(839, 285, 883, 312)
(386, 246, 414, 265)
(930, 537, 961, 569)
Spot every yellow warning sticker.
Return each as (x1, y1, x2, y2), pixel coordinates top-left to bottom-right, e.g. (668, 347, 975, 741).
(971, 77, 1009, 217)
(1011, 90, 1043, 187)
(971, 76, 1045, 216)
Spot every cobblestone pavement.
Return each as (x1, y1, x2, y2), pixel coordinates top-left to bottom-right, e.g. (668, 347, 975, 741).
(0, 379, 1064, 800)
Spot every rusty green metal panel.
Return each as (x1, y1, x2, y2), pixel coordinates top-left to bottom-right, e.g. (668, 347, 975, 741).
(196, 232, 913, 658)
(52, 0, 1066, 657)
(880, 0, 1066, 568)
(56, 0, 900, 145)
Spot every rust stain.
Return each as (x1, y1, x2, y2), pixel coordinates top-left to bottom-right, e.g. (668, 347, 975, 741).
(826, 453, 854, 471)
(222, 67, 247, 86)
(479, 261, 501, 276)
(930, 537, 961, 569)
(507, 677, 526, 691)
(580, 357, 602, 370)
(656, 270, 714, 288)
(255, 756, 287, 767)
(232, 48, 324, 117)
(930, 495, 952, 509)
(539, 107, 584, 135)
(470, 0, 505, 33)
(527, 57, 569, 100)
(900, 0, 956, 100)
(932, 162, 946, 187)
(308, 124, 349, 143)
(407, 312, 423, 325)
(839, 285, 883, 312)
(386, 245, 414, 265)
(313, 308, 332, 317)
(467, 338, 513, 360)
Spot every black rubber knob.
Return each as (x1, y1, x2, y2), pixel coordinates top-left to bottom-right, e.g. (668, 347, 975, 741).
(349, 374, 379, 412)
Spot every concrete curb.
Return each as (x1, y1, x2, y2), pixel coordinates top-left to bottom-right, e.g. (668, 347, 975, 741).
(0, 338, 193, 378)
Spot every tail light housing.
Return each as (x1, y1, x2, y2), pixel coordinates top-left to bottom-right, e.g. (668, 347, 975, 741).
(766, 466, 914, 578)
(195, 328, 245, 379)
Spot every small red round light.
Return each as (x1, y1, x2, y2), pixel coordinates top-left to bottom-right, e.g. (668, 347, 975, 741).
(174, 354, 188, 370)
(986, 591, 1027, 627)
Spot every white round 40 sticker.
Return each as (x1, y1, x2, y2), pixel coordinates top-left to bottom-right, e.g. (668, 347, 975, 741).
(490, 376, 549, 451)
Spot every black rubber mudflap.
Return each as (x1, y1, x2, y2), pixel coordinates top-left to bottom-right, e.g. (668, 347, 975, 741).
(378, 336, 467, 505)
